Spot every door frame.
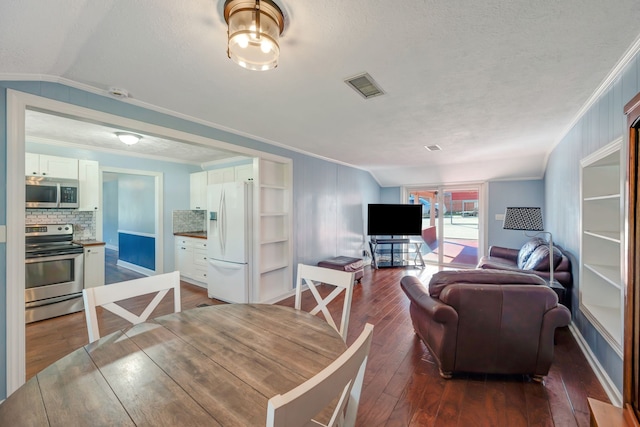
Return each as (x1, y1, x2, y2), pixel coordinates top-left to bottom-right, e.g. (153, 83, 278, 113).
(402, 182, 487, 267)
(5, 89, 291, 395)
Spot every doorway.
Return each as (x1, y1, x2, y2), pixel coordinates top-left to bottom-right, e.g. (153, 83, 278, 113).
(406, 184, 484, 269)
(6, 89, 284, 395)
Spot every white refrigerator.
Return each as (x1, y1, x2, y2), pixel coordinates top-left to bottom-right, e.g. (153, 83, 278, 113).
(206, 182, 252, 303)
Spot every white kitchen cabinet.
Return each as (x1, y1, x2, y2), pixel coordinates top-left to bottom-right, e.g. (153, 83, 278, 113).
(190, 171, 208, 210)
(580, 137, 624, 355)
(26, 153, 78, 179)
(208, 167, 235, 184)
(175, 236, 207, 287)
(84, 244, 105, 288)
(234, 164, 254, 182)
(78, 159, 100, 211)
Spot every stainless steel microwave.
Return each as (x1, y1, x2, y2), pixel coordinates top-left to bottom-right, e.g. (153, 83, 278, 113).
(26, 177, 79, 209)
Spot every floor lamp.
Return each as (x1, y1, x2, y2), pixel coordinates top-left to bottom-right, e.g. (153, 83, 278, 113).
(502, 207, 554, 284)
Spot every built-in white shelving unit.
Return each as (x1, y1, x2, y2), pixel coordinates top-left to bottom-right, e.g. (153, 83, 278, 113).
(254, 158, 292, 303)
(580, 137, 624, 355)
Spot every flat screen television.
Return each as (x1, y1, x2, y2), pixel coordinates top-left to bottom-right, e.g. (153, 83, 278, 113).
(367, 204, 422, 236)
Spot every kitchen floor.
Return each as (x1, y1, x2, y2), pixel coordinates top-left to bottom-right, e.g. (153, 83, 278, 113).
(25, 252, 218, 380)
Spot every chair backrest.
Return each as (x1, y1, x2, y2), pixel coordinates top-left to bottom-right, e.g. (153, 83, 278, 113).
(82, 270, 181, 343)
(295, 263, 355, 342)
(266, 323, 374, 427)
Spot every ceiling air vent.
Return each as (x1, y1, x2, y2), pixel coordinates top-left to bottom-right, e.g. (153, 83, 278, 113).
(344, 73, 385, 99)
(424, 145, 442, 152)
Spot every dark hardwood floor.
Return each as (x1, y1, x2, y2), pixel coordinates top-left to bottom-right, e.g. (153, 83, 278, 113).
(26, 263, 609, 426)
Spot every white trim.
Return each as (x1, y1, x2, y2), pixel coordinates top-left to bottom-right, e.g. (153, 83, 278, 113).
(115, 260, 154, 277)
(100, 166, 164, 275)
(6, 90, 27, 395)
(105, 243, 118, 251)
(569, 322, 622, 407)
(117, 230, 157, 239)
(0, 226, 5, 243)
(554, 33, 640, 150)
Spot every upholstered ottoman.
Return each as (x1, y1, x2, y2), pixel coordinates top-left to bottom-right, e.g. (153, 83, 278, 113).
(317, 256, 364, 283)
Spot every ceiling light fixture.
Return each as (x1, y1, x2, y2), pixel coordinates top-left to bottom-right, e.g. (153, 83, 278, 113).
(223, 0, 285, 71)
(116, 132, 142, 145)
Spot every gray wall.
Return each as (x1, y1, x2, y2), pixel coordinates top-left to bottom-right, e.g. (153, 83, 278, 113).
(545, 52, 640, 393)
(0, 81, 381, 399)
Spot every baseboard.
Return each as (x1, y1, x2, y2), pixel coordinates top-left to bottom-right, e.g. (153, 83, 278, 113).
(568, 322, 622, 406)
(180, 276, 207, 289)
(105, 243, 118, 251)
(268, 285, 304, 304)
(115, 260, 154, 277)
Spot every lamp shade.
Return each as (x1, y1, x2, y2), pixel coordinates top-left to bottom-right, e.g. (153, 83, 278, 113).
(503, 207, 544, 231)
(224, 0, 284, 71)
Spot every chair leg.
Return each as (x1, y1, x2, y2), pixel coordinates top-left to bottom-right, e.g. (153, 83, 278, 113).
(531, 374, 544, 383)
(439, 368, 453, 379)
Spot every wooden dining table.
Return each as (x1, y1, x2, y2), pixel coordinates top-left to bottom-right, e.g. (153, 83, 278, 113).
(0, 304, 348, 426)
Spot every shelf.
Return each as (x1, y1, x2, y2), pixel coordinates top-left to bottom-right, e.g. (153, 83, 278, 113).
(583, 230, 621, 243)
(583, 264, 622, 289)
(260, 263, 289, 274)
(261, 212, 287, 217)
(580, 138, 623, 356)
(261, 238, 288, 245)
(580, 302, 623, 354)
(583, 194, 621, 202)
(260, 184, 287, 190)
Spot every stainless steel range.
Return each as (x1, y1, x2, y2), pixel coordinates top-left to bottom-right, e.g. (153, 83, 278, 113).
(25, 224, 84, 323)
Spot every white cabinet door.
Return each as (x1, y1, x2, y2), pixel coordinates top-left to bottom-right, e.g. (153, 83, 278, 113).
(79, 159, 100, 211)
(26, 153, 78, 178)
(25, 153, 40, 176)
(208, 167, 235, 184)
(234, 164, 253, 182)
(190, 171, 208, 210)
(84, 245, 105, 288)
(39, 155, 79, 179)
(175, 238, 195, 278)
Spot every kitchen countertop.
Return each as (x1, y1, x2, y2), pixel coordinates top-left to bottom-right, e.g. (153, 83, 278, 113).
(174, 232, 207, 239)
(73, 239, 106, 247)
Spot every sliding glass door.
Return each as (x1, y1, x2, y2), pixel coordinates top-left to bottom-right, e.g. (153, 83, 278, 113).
(407, 184, 482, 269)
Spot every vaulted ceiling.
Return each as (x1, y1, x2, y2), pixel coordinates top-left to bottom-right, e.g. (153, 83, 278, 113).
(2, 1, 640, 186)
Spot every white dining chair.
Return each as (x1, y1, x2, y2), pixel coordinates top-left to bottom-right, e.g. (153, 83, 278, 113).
(266, 323, 373, 427)
(295, 263, 355, 342)
(82, 270, 181, 343)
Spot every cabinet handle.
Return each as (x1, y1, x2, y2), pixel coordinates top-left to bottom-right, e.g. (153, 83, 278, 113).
(42, 172, 47, 175)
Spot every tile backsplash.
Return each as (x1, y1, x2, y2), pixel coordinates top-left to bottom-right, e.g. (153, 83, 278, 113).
(173, 210, 206, 233)
(26, 209, 96, 240)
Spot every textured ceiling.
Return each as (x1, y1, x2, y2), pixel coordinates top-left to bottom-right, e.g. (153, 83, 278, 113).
(2, 0, 640, 186)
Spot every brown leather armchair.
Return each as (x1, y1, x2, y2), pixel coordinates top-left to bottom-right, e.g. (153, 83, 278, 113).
(400, 270, 571, 380)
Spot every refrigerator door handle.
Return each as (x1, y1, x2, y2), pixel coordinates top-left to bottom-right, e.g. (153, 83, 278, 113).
(208, 259, 245, 270)
(219, 188, 226, 255)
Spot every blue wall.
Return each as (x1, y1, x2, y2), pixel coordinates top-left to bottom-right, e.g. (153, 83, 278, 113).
(545, 52, 640, 393)
(117, 174, 155, 234)
(103, 179, 119, 248)
(486, 180, 545, 249)
(0, 81, 381, 399)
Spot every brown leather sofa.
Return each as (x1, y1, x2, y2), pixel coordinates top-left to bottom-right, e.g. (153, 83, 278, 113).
(400, 270, 571, 379)
(476, 237, 572, 289)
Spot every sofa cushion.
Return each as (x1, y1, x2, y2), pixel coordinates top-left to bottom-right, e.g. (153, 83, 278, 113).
(522, 245, 563, 271)
(428, 269, 546, 299)
(516, 237, 547, 269)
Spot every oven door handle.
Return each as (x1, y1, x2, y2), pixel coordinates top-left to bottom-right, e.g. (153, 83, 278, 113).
(25, 292, 83, 308)
(25, 252, 83, 264)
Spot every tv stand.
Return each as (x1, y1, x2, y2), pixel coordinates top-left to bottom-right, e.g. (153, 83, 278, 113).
(369, 237, 425, 269)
